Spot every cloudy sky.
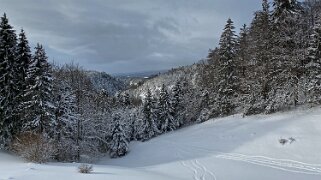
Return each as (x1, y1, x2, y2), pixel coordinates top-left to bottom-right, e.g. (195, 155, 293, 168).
(0, 0, 262, 74)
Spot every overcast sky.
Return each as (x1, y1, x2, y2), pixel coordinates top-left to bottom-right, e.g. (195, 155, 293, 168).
(0, 0, 262, 74)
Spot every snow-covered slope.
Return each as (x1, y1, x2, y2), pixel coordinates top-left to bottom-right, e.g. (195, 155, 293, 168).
(127, 64, 202, 98)
(1, 107, 321, 180)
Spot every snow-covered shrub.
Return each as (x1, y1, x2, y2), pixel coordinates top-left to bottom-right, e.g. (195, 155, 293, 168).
(78, 164, 93, 173)
(11, 132, 56, 163)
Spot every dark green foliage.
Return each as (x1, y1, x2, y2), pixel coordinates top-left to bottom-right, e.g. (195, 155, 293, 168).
(0, 13, 18, 147)
(23, 44, 55, 135)
(141, 89, 158, 140)
(109, 113, 128, 158)
(216, 18, 239, 115)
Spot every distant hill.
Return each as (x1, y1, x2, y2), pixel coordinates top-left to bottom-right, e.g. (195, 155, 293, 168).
(114, 69, 168, 78)
(86, 71, 127, 95)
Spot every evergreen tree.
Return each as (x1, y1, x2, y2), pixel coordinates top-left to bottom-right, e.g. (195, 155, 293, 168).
(141, 89, 158, 140)
(16, 29, 31, 92)
(157, 84, 175, 133)
(14, 29, 32, 131)
(272, 0, 302, 20)
(266, 0, 304, 112)
(109, 113, 129, 158)
(170, 81, 183, 127)
(202, 47, 220, 115)
(306, 16, 321, 103)
(0, 13, 18, 147)
(244, 0, 273, 114)
(23, 44, 55, 135)
(216, 18, 239, 115)
(236, 24, 249, 78)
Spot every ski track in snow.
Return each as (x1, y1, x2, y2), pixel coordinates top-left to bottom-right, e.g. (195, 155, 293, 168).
(194, 159, 217, 180)
(170, 140, 321, 177)
(176, 151, 217, 180)
(183, 145, 321, 175)
(216, 153, 321, 175)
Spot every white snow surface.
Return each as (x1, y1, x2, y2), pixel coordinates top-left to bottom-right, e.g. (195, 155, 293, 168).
(1, 106, 321, 180)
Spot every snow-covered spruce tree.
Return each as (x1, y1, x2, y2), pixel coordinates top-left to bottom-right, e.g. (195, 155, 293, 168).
(236, 24, 249, 79)
(170, 81, 183, 127)
(157, 84, 176, 133)
(0, 13, 18, 148)
(235, 24, 251, 113)
(202, 49, 220, 118)
(109, 113, 129, 158)
(16, 29, 31, 95)
(216, 18, 239, 116)
(203, 48, 220, 83)
(23, 43, 55, 135)
(272, 0, 303, 20)
(265, 0, 304, 113)
(244, 0, 273, 115)
(132, 107, 145, 141)
(306, 16, 321, 104)
(125, 108, 135, 141)
(140, 89, 159, 141)
(14, 29, 32, 131)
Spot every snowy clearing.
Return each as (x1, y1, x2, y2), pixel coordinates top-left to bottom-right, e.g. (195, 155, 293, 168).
(1, 106, 321, 180)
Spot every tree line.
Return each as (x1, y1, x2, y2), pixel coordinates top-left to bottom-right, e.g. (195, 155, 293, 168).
(200, 0, 321, 118)
(0, 13, 53, 148)
(0, 13, 186, 161)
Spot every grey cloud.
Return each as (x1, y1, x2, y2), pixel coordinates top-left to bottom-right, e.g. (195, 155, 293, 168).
(0, 0, 262, 73)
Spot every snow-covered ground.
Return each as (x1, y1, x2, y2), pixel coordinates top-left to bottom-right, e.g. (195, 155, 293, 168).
(1, 106, 321, 180)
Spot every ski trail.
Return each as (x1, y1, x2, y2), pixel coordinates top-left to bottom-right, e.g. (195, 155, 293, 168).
(176, 152, 199, 180)
(216, 153, 321, 175)
(183, 161, 199, 180)
(170, 142, 321, 176)
(169, 139, 321, 177)
(191, 160, 204, 180)
(195, 159, 217, 180)
(176, 150, 217, 180)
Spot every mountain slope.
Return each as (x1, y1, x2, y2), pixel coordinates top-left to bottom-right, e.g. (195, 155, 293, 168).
(1, 106, 321, 180)
(87, 71, 126, 95)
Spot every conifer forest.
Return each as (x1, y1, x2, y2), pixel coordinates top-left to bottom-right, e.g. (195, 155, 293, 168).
(0, 0, 321, 168)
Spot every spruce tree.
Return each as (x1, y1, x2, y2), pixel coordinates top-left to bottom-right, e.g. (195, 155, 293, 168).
(23, 43, 55, 135)
(306, 17, 321, 103)
(272, 0, 302, 20)
(236, 24, 249, 78)
(266, 0, 303, 112)
(16, 29, 31, 93)
(141, 89, 158, 140)
(109, 113, 129, 158)
(157, 84, 175, 133)
(170, 82, 183, 127)
(244, 0, 273, 114)
(15, 29, 32, 131)
(216, 18, 238, 115)
(0, 13, 18, 147)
